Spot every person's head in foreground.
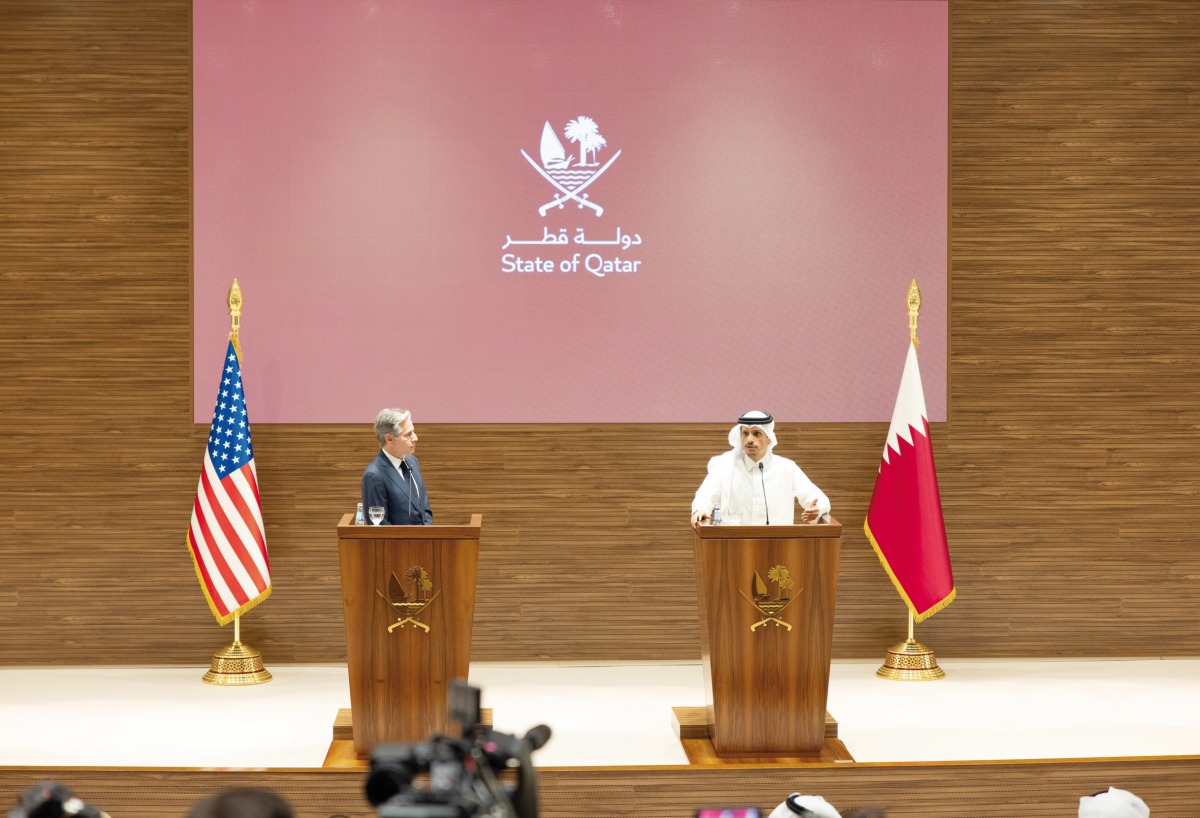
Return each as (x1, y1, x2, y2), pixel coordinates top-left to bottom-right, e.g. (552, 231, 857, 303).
(186, 788, 294, 818)
(767, 793, 841, 818)
(1079, 787, 1149, 818)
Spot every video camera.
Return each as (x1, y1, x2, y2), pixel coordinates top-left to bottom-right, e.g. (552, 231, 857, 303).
(9, 782, 109, 818)
(365, 681, 551, 818)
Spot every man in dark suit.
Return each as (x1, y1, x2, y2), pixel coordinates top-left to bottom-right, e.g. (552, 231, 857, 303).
(361, 408, 433, 525)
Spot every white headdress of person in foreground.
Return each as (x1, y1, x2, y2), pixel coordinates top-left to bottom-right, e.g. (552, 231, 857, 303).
(1079, 787, 1149, 818)
(767, 793, 841, 818)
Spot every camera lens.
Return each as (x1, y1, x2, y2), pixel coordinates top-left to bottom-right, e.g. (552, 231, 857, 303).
(365, 756, 418, 807)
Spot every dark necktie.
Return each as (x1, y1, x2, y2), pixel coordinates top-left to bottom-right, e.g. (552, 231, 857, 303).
(399, 461, 419, 519)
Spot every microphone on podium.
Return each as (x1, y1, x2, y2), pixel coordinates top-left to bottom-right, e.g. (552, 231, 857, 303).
(758, 461, 769, 525)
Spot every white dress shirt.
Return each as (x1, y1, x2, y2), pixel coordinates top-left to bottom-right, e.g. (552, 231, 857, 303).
(381, 448, 422, 500)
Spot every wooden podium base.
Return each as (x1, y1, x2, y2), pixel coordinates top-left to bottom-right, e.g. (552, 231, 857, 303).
(670, 706, 854, 766)
(323, 707, 494, 768)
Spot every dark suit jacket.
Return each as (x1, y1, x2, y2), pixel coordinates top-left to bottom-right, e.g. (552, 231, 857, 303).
(361, 450, 433, 525)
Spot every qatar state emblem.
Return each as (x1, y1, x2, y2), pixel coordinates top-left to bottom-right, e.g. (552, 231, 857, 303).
(521, 116, 621, 217)
(376, 567, 441, 634)
(739, 565, 801, 632)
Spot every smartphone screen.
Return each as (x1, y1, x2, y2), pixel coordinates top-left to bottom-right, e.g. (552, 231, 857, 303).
(697, 809, 760, 818)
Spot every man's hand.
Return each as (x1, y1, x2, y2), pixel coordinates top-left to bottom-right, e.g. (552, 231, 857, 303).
(800, 500, 820, 523)
(691, 510, 710, 530)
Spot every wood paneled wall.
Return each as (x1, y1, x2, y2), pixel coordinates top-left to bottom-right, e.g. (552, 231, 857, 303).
(0, 0, 1198, 665)
(3, 759, 1200, 818)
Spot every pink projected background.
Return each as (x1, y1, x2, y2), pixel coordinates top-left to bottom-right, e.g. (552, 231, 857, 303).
(194, 0, 947, 423)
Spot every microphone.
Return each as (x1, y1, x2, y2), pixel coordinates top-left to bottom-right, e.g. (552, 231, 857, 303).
(400, 459, 420, 522)
(758, 462, 770, 525)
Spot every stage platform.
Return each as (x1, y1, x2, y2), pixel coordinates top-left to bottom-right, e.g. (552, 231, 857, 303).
(4, 658, 1199, 767)
(1, 659, 1199, 817)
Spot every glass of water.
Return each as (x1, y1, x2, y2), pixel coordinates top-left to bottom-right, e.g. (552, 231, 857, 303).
(368, 506, 385, 525)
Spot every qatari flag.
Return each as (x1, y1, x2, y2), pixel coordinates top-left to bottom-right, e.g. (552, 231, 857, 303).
(864, 341, 955, 621)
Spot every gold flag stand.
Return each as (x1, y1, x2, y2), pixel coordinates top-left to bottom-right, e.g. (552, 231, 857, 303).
(877, 609, 944, 681)
(876, 281, 945, 682)
(204, 613, 272, 686)
(202, 280, 273, 687)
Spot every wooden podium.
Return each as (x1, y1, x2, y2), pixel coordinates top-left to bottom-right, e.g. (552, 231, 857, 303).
(336, 513, 481, 755)
(692, 517, 842, 756)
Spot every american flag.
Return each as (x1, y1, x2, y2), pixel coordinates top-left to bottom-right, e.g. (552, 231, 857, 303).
(187, 340, 271, 624)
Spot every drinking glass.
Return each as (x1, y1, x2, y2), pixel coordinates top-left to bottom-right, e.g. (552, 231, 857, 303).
(368, 506, 385, 525)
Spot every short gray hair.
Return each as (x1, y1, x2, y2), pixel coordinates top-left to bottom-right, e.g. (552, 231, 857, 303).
(374, 408, 411, 446)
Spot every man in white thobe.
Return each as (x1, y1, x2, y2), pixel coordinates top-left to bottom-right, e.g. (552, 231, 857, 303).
(690, 410, 830, 529)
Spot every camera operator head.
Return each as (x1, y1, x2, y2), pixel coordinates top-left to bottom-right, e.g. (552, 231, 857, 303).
(365, 681, 551, 818)
(9, 781, 109, 818)
(185, 788, 294, 818)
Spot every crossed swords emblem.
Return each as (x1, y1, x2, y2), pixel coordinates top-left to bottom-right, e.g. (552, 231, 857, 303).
(377, 569, 441, 634)
(738, 568, 801, 632)
(521, 149, 622, 217)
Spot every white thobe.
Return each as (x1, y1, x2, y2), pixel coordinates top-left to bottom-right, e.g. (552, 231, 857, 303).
(691, 449, 830, 525)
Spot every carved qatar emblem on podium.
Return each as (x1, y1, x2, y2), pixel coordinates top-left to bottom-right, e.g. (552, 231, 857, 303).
(377, 567, 441, 634)
(521, 116, 621, 217)
(739, 565, 801, 632)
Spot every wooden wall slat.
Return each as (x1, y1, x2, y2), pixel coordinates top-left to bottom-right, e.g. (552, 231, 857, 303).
(0, 0, 1198, 664)
(3, 760, 1200, 818)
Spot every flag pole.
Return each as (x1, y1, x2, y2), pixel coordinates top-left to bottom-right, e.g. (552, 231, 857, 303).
(202, 280, 273, 686)
(875, 280, 945, 681)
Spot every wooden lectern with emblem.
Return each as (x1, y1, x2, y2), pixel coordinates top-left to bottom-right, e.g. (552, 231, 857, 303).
(333, 513, 482, 760)
(678, 519, 850, 762)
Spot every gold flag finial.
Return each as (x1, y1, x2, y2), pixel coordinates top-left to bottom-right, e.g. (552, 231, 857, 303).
(228, 279, 243, 356)
(907, 280, 921, 348)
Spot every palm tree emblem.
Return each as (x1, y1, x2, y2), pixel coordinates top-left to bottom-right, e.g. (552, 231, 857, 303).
(377, 567, 441, 633)
(404, 565, 433, 595)
(739, 565, 802, 632)
(521, 116, 622, 217)
(563, 116, 608, 167)
(766, 565, 796, 597)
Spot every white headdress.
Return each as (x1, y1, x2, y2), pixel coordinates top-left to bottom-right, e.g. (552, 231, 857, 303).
(727, 410, 777, 450)
(1079, 787, 1150, 818)
(767, 793, 841, 818)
